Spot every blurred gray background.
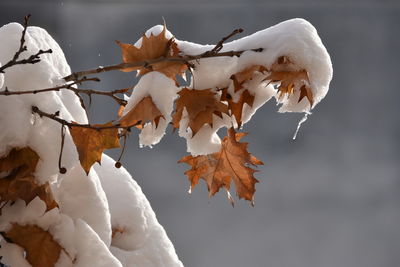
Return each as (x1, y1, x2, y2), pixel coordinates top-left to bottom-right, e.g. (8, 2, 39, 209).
(1, 0, 399, 266)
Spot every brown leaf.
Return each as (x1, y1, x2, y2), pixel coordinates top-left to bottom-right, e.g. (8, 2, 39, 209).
(117, 105, 125, 118)
(116, 26, 187, 81)
(265, 56, 314, 106)
(70, 123, 120, 174)
(112, 227, 125, 238)
(179, 128, 263, 204)
(230, 65, 266, 92)
(172, 88, 229, 136)
(221, 88, 255, 127)
(3, 224, 62, 267)
(298, 84, 314, 106)
(118, 96, 164, 129)
(0, 148, 58, 210)
(0, 147, 38, 179)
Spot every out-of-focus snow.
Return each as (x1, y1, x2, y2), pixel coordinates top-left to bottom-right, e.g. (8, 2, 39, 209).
(128, 18, 332, 155)
(55, 163, 112, 246)
(0, 242, 31, 267)
(0, 23, 86, 183)
(0, 23, 112, 249)
(0, 198, 122, 267)
(95, 155, 184, 267)
(0, 22, 183, 266)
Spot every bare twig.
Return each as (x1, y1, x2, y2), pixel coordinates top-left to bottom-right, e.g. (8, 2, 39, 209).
(59, 125, 67, 174)
(63, 48, 263, 82)
(0, 77, 131, 106)
(0, 15, 52, 73)
(31, 106, 140, 130)
(210, 28, 244, 53)
(115, 135, 127, 168)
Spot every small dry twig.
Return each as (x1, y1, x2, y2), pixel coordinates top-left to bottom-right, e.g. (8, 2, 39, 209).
(0, 15, 52, 73)
(31, 106, 140, 130)
(63, 48, 263, 82)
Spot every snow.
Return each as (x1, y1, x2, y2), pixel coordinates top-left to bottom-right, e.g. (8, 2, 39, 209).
(95, 155, 184, 267)
(0, 23, 87, 184)
(177, 18, 333, 113)
(0, 243, 31, 267)
(122, 71, 179, 147)
(0, 198, 122, 267)
(0, 22, 183, 266)
(177, 108, 231, 156)
(123, 18, 332, 155)
(134, 25, 174, 49)
(54, 163, 112, 246)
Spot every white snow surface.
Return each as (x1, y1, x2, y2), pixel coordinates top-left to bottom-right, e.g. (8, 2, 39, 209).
(176, 18, 333, 112)
(0, 22, 183, 266)
(0, 198, 122, 267)
(125, 19, 332, 155)
(95, 155, 184, 267)
(122, 71, 179, 147)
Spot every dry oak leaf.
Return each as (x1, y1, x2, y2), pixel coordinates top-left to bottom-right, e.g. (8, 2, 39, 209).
(116, 26, 187, 81)
(118, 96, 164, 129)
(179, 128, 263, 204)
(70, 122, 120, 174)
(0, 147, 58, 211)
(221, 88, 255, 128)
(3, 224, 63, 267)
(172, 88, 229, 136)
(230, 65, 266, 92)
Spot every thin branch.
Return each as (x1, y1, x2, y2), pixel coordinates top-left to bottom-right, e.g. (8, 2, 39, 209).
(115, 135, 127, 168)
(59, 125, 67, 174)
(210, 28, 244, 53)
(0, 77, 131, 106)
(0, 77, 99, 95)
(63, 48, 263, 82)
(31, 106, 140, 130)
(74, 91, 89, 119)
(0, 15, 52, 73)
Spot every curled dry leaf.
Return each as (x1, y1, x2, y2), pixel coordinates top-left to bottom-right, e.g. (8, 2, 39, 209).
(265, 56, 314, 106)
(0, 147, 38, 179)
(179, 128, 263, 204)
(230, 65, 266, 92)
(118, 96, 164, 129)
(116, 26, 187, 81)
(69, 122, 120, 174)
(221, 88, 255, 128)
(172, 88, 229, 136)
(3, 224, 63, 267)
(0, 147, 58, 211)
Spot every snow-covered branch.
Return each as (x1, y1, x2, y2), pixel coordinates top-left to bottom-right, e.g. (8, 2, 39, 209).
(0, 15, 332, 267)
